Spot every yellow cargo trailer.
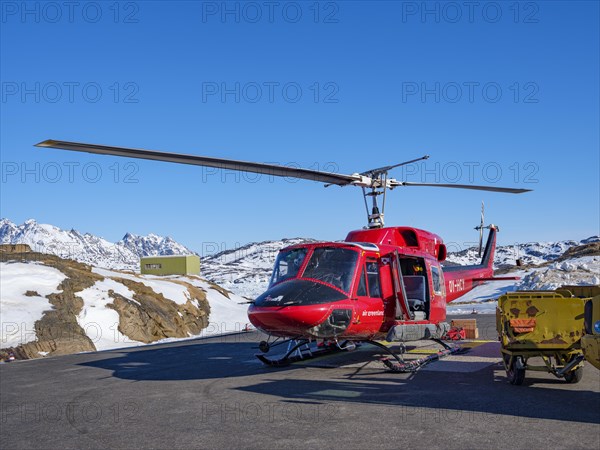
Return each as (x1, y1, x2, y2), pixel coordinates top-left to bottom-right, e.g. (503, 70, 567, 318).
(496, 285, 599, 385)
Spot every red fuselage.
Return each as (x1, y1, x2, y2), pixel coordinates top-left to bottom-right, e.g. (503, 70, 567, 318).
(247, 226, 496, 341)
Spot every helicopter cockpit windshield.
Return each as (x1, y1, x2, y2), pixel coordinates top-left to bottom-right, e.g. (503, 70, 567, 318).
(269, 246, 359, 293)
(302, 247, 359, 293)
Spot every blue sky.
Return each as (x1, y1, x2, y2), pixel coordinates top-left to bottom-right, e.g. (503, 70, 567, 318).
(1, 1, 599, 255)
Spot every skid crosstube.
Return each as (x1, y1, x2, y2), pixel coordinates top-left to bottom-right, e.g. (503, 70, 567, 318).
(382, 339, 467, 373)
(256, 338, 465, 371)
(255, 341, 342, 367)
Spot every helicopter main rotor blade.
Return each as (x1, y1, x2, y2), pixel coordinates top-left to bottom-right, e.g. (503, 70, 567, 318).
(391, 180, 531, 194)
(35, 140, 359, 186)
(361, 155, 430, 176)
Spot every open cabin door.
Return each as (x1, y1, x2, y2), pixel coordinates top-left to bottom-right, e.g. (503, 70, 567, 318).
(391, 251, 414, 320)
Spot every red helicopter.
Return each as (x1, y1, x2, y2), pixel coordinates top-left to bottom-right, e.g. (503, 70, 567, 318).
(36, 140, 530, 370)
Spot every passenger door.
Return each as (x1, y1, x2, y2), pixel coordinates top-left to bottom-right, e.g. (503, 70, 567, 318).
(428, 264, 446, 322)
(354, 259, 385, 334)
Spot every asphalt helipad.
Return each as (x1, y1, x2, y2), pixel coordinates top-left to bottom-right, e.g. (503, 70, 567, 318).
(1, 314, 599, 449)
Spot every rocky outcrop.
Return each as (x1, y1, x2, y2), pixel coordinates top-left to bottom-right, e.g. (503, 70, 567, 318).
(107, 278, 209, 343)
(0, 250, 212, 360)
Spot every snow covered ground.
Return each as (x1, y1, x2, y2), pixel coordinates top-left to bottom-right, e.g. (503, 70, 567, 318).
(446, 273, 524, 315)
(0, 262, 66, 348)
(1, 262, 250, 353)
(518, 256, 600, 290)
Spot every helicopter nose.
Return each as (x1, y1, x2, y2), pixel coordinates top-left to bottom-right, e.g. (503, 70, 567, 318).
(248, 304, 332, 336)
(247, 278, 352, 337)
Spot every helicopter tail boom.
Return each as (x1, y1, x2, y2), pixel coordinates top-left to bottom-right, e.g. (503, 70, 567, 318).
(442, 225, 499, 302)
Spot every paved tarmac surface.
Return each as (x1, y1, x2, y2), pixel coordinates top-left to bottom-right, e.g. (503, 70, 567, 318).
(1, 315, 599, 449)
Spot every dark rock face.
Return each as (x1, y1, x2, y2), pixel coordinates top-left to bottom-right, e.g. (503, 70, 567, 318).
(107, 278, 209, 343)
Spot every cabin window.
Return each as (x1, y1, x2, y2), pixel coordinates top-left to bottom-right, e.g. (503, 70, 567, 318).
(145, 263, 161, 270)
(366, 260, 381, 297)
(431, 266, 442, 294)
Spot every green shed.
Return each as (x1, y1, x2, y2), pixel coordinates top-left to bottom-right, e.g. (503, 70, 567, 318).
(140, 255, 200, 276)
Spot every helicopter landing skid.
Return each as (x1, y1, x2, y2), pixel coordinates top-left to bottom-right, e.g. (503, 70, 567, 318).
(256, 339, 346, 367)
(381, 339, 466, 373)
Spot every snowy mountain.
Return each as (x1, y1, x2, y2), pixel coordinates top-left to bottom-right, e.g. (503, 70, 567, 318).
(0, 219, 195, 270)
(444, 236, 599, 268)
(1, 218, 597, 301)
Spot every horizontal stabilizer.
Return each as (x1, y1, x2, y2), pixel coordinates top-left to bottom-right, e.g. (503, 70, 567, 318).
(477, 276, 520, 281)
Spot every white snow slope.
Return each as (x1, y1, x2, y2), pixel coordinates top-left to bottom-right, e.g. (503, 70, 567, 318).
(0, 262, 66, 347)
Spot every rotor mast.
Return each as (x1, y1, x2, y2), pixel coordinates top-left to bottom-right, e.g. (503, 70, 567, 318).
(360, 155, 430, 228)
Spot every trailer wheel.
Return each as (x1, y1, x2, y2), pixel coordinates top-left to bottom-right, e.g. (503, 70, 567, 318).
(506, 355, 526, 385)
(564, 366, 583, 384)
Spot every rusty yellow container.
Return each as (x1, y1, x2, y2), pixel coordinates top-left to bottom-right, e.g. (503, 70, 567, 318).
(496, 291, 586, 351)
(495, 286, 598, 385)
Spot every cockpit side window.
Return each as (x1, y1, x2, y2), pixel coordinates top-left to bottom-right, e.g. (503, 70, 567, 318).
(366, 260, 381, 298)
(356, 266, 367, 297)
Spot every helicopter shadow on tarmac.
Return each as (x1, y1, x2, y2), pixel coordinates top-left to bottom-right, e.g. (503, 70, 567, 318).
(78, 333, 297, 381)
(78, 333, 600, 425)
(235, 366, 600, 425)
(78, 332, 416, 382)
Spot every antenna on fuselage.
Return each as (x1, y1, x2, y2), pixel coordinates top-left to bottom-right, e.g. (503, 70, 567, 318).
(475, 201, 485, 256)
